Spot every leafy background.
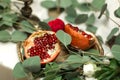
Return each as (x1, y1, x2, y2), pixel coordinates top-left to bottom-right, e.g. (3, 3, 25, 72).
(0, 0, 120, 80)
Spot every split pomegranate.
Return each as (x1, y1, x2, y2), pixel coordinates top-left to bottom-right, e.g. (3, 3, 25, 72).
(23, 30, 61, 64)
(64, 24, 95, 50)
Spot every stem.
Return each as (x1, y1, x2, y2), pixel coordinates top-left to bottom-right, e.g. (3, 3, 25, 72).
(57, 0, 60, 13)
(81, 51, 106, 58)
(104, 13, 120, 27)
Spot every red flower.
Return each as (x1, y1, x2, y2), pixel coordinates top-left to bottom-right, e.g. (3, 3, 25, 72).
(48, 19, 65, 32)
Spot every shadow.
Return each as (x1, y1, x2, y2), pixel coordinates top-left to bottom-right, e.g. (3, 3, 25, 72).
(0, 64, 28, 80)
(0, 64, 15, 80)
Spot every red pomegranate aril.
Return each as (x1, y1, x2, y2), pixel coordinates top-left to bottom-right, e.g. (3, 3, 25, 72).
(87, 34, 92, 39)
(81, 31, 87, 35)
(27, 33, 58, 61)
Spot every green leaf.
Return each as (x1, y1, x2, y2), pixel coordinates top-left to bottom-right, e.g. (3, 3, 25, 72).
(60, 0, 72, 8)
(13, 62, 28, 79)
(74, 14, 88, 24)
(106, 9, 110, 17)
(39, 21, 51, 30)
(97, 70, 113, 80)
(0, 2, 8, 9)
(56, 30, 71, 46)
(66, 6, 77, 17)
(115, 34, 120, 45)
(65, 15, 76, 24)
(91, 0, 105, 10)
(0, 24, 10, 30)
(86, 25, 97, 34)
(65, 55, 90, 64)
(11, 30, 28, 42)
(0, 30, 11, 42)
(86, 14, 95, 25)
(107, 27, 119, 41)
(0, 13, 18, 27)
(41, 1, 56, 8)
(54, 76, 62, 80)
(44, 63, 59, 80)
(96, 35, 104, 44)
(22, 56, 41, 73)
(44, 73, 57, 80)
(111, 45, 120, 61)
(20, 20, 36, 33)
(43, 17, 55, 23)
(109, 59, 118, 69)
(87, 49, 99, 54)
(98, 4, 107, 19)
(78, 3, 91, 12)
(64, 72, 80, 80)
(114, 7, 120, 18)
(70, 0, 79, 7)
(2, 0, 10, 3)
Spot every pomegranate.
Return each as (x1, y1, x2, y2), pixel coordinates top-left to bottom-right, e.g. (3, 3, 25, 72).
(23, 30, 61, 64)
(64, 24, 95, 50)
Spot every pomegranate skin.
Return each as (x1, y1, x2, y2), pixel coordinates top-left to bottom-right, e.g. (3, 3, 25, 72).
(64, 24, 95, 50)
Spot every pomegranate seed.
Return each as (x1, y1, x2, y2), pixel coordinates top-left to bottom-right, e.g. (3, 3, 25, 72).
(27, 33, 58, 61)
(81, 31, 87, 35)
(87, 34, 92, 39)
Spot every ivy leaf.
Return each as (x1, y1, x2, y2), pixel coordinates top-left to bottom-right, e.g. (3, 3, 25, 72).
(74, 14, 88, 24)
(107, 27, 119, 41)
(13, 62, 28, 79)
(111, 45, 120, 61)
(11, 30, 28, 42)
(86, 25, 97, 34)
(20, 20, 36, 33)
(66, 6, 77, 17)
(0, 30, 11, 42)
(56, 30, 71, 46)
(22, 56, 41, 73)
(39, 21, 51, 30)
(114, 7, 120, 18)
(60, 0, 72, 8)
(41, 1, 56, 9)
(91, 0, 105, 10)
(78, 3, 91, 12)
(86, 13, 95, 25)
